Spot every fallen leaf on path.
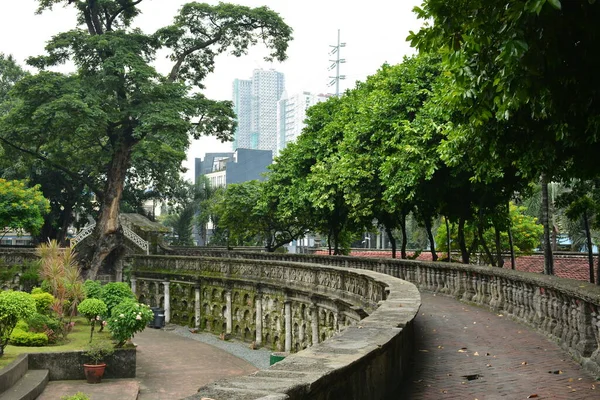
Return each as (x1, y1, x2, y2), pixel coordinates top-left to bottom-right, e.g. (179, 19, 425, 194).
(521, 361, 528, 365)
(527, 394, 539, 398)
(419, 349, 429, 352)
(474, 352, 479, 356)
(548, 370, 563, 374)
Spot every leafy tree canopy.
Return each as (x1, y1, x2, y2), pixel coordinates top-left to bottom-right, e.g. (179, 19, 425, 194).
(0, 179, 50, 237)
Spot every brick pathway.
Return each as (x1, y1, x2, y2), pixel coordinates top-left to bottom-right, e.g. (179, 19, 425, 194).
(400, 293, 598, 399)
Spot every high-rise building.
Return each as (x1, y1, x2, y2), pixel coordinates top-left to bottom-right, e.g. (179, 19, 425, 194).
(232, 69, 285, 155)
(232, 79, 252, 149)
(277, 91, 330, 156)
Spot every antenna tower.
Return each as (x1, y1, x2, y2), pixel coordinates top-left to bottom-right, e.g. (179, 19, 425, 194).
(328, 29, 346, 97)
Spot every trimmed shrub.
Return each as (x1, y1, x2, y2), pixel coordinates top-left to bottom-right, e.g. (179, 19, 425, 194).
(100, 282, 135, 316)
(10, 328, 48, 347)
(26, 312, 60, 333)
(0, 291, 37, 355)
(83, 280, 102, 300)
(31, 292, 54, 314)
(107, 299, 153, 347)
(78, 298, 108, 342)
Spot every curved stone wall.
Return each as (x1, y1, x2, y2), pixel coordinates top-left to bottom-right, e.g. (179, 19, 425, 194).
(125, 255, 421, 399)
(165, 248, 600, 379)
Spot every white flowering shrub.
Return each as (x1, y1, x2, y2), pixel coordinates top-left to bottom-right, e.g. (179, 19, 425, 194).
(107, 299, 153, 347)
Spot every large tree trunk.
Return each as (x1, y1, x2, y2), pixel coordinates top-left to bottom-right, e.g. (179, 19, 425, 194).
(385, 226, 397, 259)
(583, 210, 595, 284)
(507, 202, 516, 270)
(400, 213, 408, 259)
(541, 175, 554, 275)
(87, 140, 133, 279)
(477, 217, 495, 266)
(458, 217, 469, 264)
(424, 219, 437, 261)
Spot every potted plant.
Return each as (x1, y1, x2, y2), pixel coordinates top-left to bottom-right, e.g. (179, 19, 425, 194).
(83, 340, 114, 384)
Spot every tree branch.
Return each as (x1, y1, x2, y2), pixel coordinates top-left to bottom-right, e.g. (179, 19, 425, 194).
(167, 32, 223, 83)
(0, 136, 103, 198)
(106, 0, 144, 31)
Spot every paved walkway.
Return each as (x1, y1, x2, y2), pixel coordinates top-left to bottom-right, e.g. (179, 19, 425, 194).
(400, 292, 598, 399)
(37, 328, 257, 400)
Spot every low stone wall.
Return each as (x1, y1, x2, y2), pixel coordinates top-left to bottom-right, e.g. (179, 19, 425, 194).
(126, 255, 421, 399)
(168, 249, 600, 379)
(27, 348, 136, 380)
(0, 249, 38, 266)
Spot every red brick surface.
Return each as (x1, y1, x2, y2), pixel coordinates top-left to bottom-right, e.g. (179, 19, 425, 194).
(399, 293, 598, 399)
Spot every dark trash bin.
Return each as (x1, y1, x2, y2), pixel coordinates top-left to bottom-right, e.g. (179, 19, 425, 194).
(154, 310, 165, 329)
(148, 307, 160, 328)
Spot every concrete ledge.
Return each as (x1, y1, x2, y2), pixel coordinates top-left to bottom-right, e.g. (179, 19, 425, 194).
(166, 250, 600, 379)
(0, 355, 28, 394)
(27, 348, 136, 380)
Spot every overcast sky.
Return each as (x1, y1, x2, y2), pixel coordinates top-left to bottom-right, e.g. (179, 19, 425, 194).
(1, 0, 423, 181)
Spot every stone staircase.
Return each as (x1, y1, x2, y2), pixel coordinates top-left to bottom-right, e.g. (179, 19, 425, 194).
(0, 355, 48, 400)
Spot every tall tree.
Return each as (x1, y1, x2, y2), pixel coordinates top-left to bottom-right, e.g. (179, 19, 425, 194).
(0, 1, 292, 278)
(410, 0, 600, 273)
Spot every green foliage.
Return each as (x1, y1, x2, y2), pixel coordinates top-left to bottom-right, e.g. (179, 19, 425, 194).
(78, 298, 108, 343)
(83, 280, 102, 300)
(100, 282, 135, 317)
(435, 204, 543, 258)
(106, 299, 153, 347)
(0, 0, 293, 278)
(61, 392, 90, 400)
(83, 339, 114, 365)
(26, 312, 60, 333)
(9, 328, 48, 347)
(0, 291, 37, 355)
(77, 299, 108, 321)
(36, 240, 85, 338)
(211, 180, 309, 251)
(20, 262, 41, 293)
(0, 179, 50, 236)
(31, 292, 54, 315)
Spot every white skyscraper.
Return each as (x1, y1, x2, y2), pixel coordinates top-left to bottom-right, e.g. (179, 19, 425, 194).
(232, 69, 285, 155)
(232, 79, 252, 149)
(276, 91, 330, 156)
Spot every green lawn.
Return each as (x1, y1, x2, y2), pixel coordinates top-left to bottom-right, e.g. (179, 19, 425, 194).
(0, 317, 114, 368)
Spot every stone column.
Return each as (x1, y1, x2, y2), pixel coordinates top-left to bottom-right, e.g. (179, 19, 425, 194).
(311, 304, 319, 346)
(163, 281, 171, 324)
(255, 294, 263, 345)
(116, 261, 124, 282)
(284, 300, 292, 352)
(225, 290, 232, 334)
(130, 276, 137, 297)
(194, 283, 201, 329)
(333, 310, 339, 333)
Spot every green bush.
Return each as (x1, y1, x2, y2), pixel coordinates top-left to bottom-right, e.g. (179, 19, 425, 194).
(31, 287, 45, 295)
(77, 298, 108, 342)
(107, 299, 153, 347)
(15, 320, 29, 331)
(10, 328, 48, 347)
(61, 393, 90, 400)
(0, 291, 37, 355)
(31, 292, 54, 314)
(20, 262, 40, 292)
(26, 312, 60, 333)
(100, 282, 135, 316)
(83, 280, 102, 300)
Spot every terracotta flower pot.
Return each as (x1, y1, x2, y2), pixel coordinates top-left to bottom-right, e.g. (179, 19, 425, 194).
(83, 363, 106, 384)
